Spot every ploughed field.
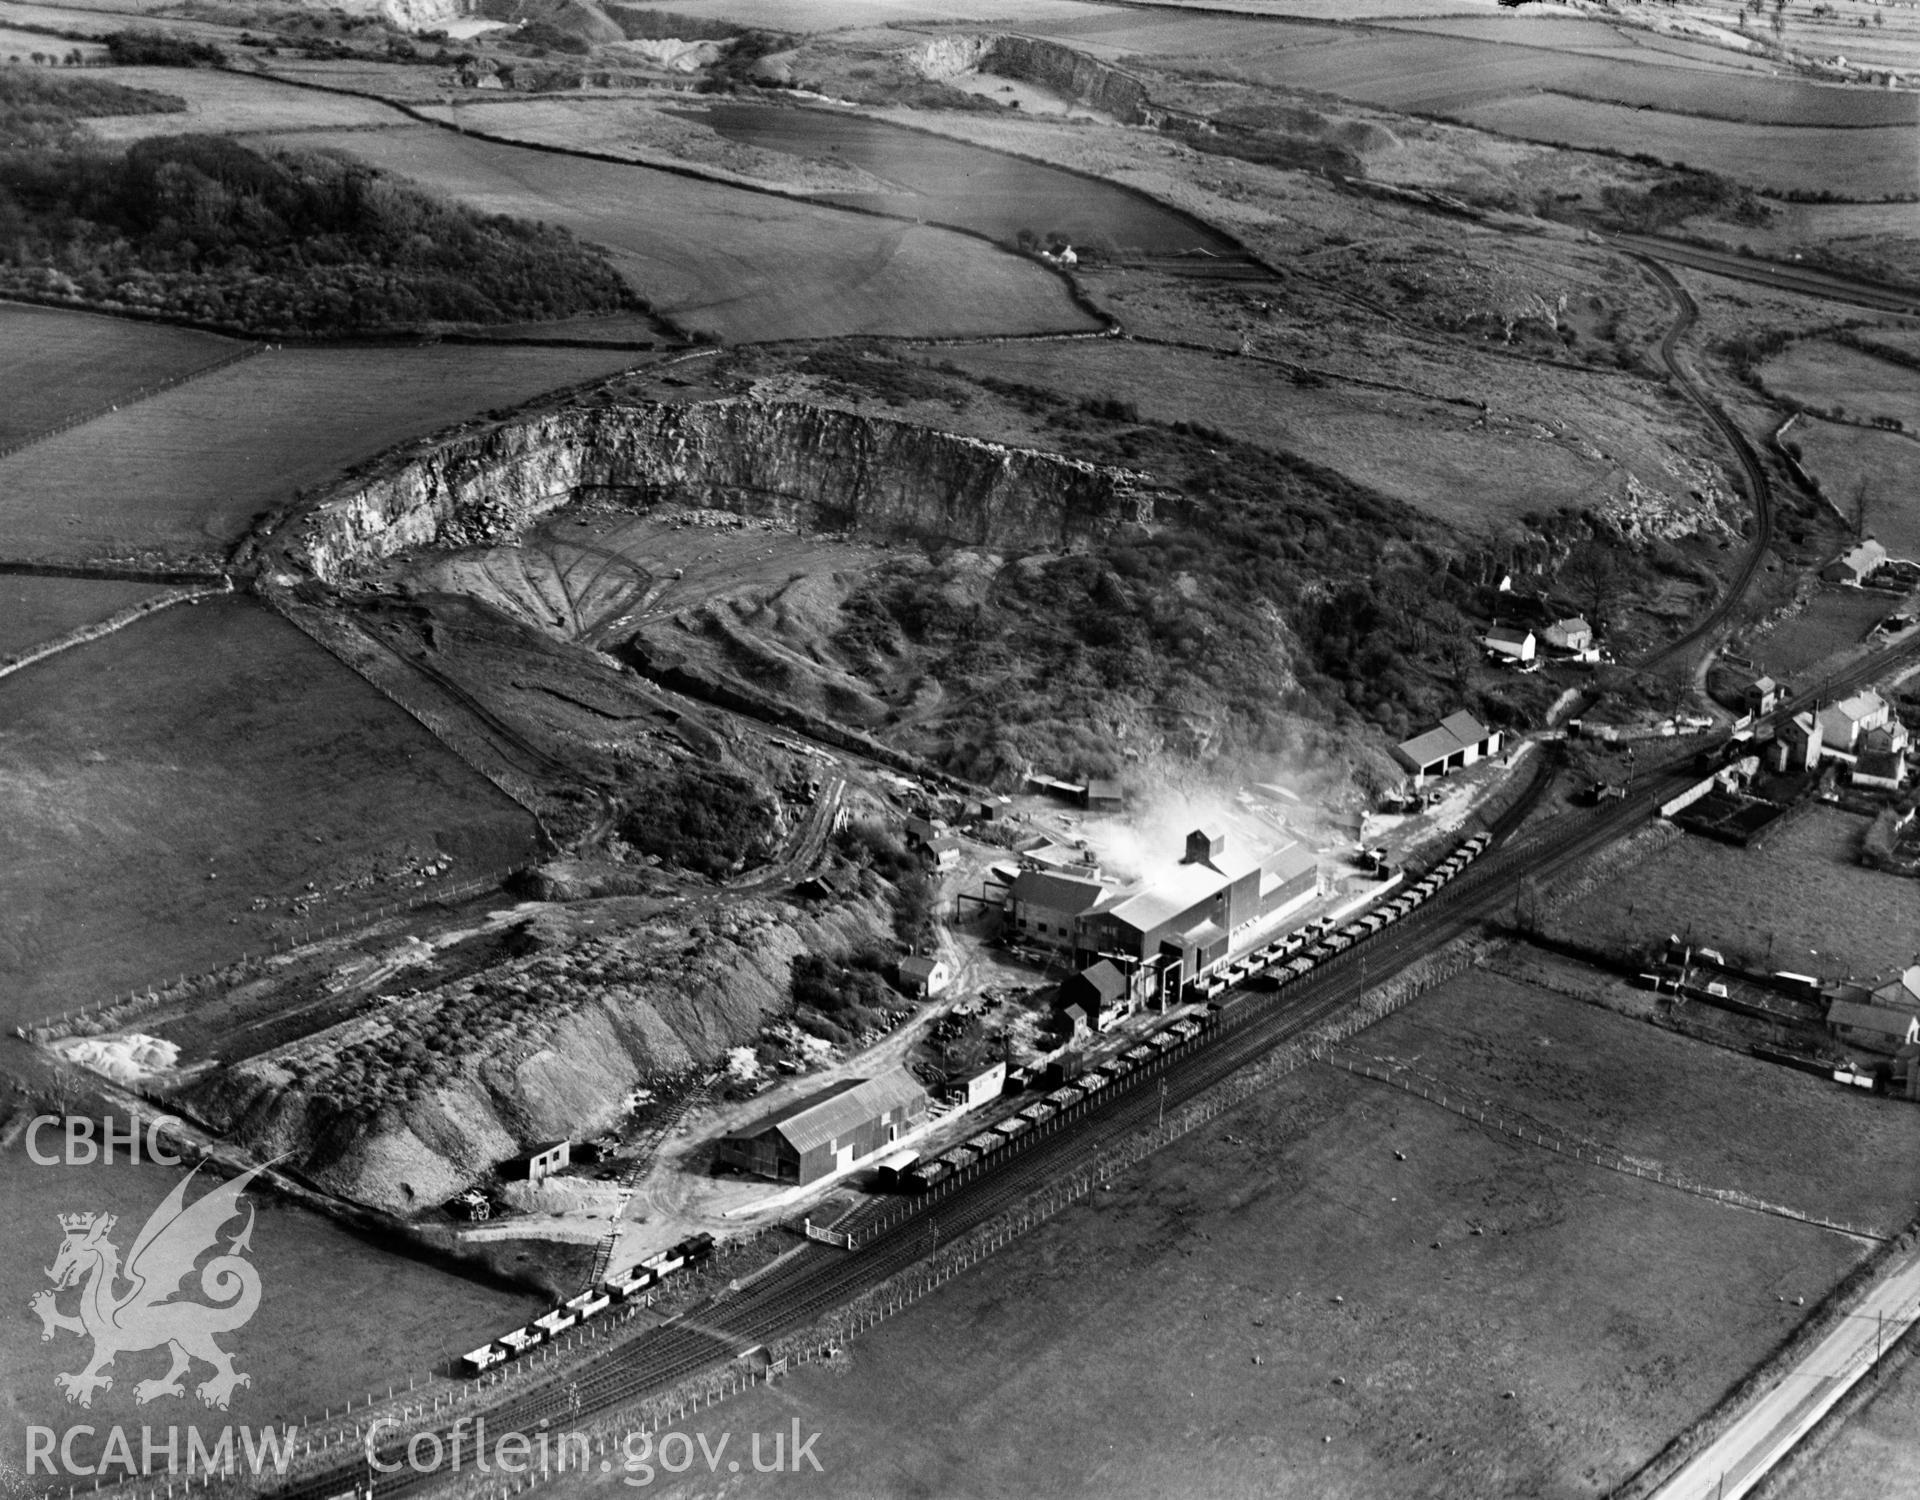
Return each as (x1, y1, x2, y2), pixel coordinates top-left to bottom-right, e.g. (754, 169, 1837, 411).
(544, 968, 1881, 1499)
(0, 1142, 539, 1474)
(243, 125, 1100, 346)
(0, 597, 538, 1029)
(0, 335, 650, 563)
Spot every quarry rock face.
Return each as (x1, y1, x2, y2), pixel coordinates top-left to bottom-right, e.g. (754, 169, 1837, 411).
(289, 399, 1159, 581)
(914, 33, 1154, 123)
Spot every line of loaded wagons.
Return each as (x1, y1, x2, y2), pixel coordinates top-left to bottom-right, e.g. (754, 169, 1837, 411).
(460, 1233, 716, 1375)
(1196, 831, 1493, 1002)
(881, 1017, 1211, 1193)
(881, 832, 1495, 1195)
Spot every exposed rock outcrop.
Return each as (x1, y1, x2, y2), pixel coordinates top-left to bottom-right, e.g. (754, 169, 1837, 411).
(182, 892, 893, 1214)
(285, 399, 1160, 582)
(914, 34, 1156, 123)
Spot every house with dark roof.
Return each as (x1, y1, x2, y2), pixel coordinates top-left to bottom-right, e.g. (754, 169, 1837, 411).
(1393, 711, 1501, 786)
(1771, 711, 1823, 774)
(1541, 617, 1593, 654)
(1007, 870, 1109, 951)
(897, 954, 952, 998)
(1828, 999, 1920, 1055)
(715, 1068, 928, 1185)
(1853, 747, 1908, 792)
(1059, 958, 1138, 1032)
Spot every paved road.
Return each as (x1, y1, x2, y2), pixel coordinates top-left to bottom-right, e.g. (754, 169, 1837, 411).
(1653, 1249, 1920, 1500)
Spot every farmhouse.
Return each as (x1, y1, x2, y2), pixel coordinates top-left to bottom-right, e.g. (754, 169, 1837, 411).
(715, 1068, 928, 1185)
(1008, 870, 1109, 950)
(897, 954, 952, 998)
(1541, 616, 1593, 654)
(1393, 711, 1502, 786)
(1483, 625, 1536, 662)
(1821, 538, 1888, 586)
(1770, 711, 1822, 774)
(1744, 676, 1782, 715)
(1816, 690, 1893, 757)
(1828, 998, 1920, 1055)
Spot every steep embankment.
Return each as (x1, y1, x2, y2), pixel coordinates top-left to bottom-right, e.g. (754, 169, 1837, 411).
(914, 34, 1158, 124)
(284, 398, 1159, 581)
(184, 892, 893, 1214)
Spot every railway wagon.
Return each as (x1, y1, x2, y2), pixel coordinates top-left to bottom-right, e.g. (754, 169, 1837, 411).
(944, 1143, 981, 1172)
(1048, 1084, 1087, 1109)
(604, 1267, 655, 1301)
(641, 1250, 685, 1278)
(461, 1343, 507, 1375)
(1019, 1099, 1057, 1126)
(874, 1149, 921, 1190)
(966, 1130, 1003, 1158)
(497, 1326, 542, 1357)
(1078, 1068, 1113, 1094)
(992, 1114, 1031, 1143)
(904, 1157, 951, 1191)
(565, 1289, 611, 1321)
(531, 1308, 577, 1338)
(1124, 1043, 1159, 1067)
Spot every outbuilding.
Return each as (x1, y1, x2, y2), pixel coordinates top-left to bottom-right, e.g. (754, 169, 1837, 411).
(897, 955, 953, 998)
(1393, 711, 1502, 786)
(715, 1068, 928, 1185)
(1744, 676, 1781, 715)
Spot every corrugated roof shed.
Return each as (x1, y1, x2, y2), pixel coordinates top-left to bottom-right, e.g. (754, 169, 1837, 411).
(725, 1068, 927, 1156)
(899, 956, 943, 982)
(1440, 710, 1490, 745)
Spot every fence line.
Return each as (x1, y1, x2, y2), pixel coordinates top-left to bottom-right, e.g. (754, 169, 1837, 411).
(0, 342, 266, 462)
(1323, 1050, 1887, 1243)
(0, 581, 230, 682)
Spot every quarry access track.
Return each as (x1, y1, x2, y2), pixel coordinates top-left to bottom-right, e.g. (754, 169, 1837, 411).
(1628, 252, 1778, 674)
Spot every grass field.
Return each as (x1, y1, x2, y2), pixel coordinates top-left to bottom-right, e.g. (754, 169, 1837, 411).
(0, 1144, 539, 1467)
(1462, 95, 1918, 198)
(246, 124, 1099, 345)
(0, 596, 538, 1028)
(0, 301, 238, 451)
(916, 338, 1622, 536)
(1761, 338, 1920, 431)
(1745, 583, 1898, 676)
(0, 338, 650, 562)
(590, 0, 1116, 29)
(0, 24, 105, 56)
(1787, 415, 1920, 559)
(547, 967, 1877, 1500)
(0, 574, 169, 658)
(1774, 1339, 1920, 1500)
(1548, 805, 1913, 980)
(905, 325, 1710, 539)
(82, 64, 408, 140)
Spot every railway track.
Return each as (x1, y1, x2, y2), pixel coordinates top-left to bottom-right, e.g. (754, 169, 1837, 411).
(259, 740, 1701, 1500)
